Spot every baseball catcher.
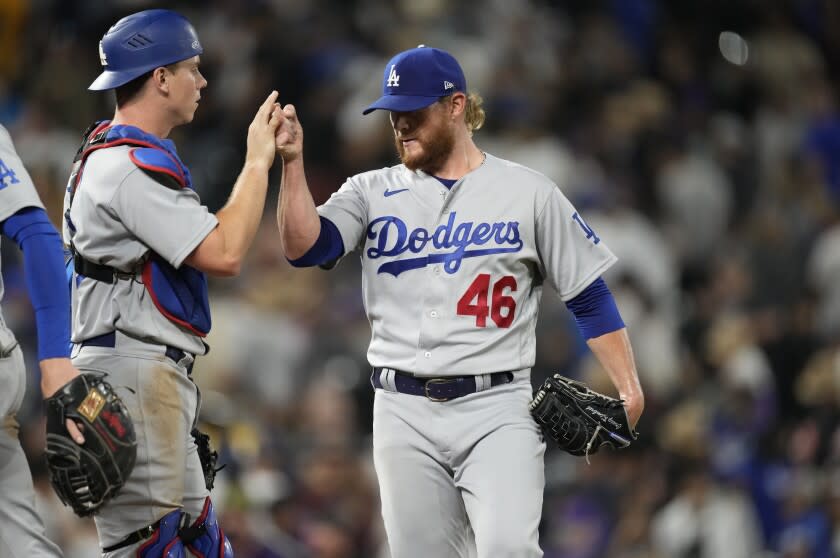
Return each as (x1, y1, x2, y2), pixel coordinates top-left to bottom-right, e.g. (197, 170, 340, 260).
(44, 372, 136, 516)
(530, 374, 638, 461)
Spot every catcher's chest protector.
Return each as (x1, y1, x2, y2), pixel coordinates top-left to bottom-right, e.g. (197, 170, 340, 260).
(65, 122, 211, 336)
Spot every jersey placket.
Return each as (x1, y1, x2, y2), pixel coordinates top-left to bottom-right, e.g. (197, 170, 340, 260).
(413, 179, 463, 374)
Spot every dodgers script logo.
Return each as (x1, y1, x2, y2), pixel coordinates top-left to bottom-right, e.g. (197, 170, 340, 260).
(366, 212, 523, 276)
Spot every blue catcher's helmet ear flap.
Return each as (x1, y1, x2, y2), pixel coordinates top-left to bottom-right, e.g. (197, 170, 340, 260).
(89, 9, 203, 91)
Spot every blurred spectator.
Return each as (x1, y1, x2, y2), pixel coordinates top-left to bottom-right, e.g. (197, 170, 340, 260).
(651, 463, 763, 558)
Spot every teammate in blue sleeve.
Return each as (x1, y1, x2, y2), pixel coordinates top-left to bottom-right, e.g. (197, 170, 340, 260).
(275, 46, 644, 557)
(0, 125, 83, 558)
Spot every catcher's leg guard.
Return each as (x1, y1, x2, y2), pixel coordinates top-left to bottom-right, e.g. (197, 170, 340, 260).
(136, 509, 187, 557)
(181, 497, 233, 558)
(132, 498, 231, 557)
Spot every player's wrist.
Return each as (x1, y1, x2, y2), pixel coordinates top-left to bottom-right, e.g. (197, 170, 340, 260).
(278, 155, 307, 188)
(279, 149, 303, 164)
(620, 390, 644, 407)
(39, 358, 80, 398)
(242, 158, 271, 173)
(621, 393, 644, 428)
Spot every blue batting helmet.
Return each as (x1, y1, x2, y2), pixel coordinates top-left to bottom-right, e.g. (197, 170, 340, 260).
(89, 9, 203, 91)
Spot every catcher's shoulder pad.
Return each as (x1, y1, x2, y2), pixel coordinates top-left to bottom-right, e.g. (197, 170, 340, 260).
(128, 147, 186, 189)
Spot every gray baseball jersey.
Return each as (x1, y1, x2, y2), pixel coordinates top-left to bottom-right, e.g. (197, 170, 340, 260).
(0, 125, 45, 315)
(318, 152, 617, 376)
(62, 145, 217, 354)
(0, 122, 45, 360)
(0, 124, 63, 557)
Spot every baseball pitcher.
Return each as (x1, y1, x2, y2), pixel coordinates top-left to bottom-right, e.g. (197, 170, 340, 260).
(276, 46, 645, 557)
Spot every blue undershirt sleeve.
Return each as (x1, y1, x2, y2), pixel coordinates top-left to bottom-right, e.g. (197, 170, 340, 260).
(0, 207, 71, 360)
(565, 277, 625, 340)
(287, 216, 345, 268)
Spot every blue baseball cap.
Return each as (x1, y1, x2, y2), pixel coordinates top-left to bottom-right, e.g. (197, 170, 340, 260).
(89, 9, 203, 91)
(363, 46, 466, 115)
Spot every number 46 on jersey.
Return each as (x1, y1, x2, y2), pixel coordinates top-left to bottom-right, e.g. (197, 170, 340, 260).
(457, 274, 517, 328)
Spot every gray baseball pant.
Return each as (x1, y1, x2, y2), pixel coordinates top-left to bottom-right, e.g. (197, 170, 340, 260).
(0, 344, 63, 558)
(372, 370, 545, 558)
(71, 332, 208, 557)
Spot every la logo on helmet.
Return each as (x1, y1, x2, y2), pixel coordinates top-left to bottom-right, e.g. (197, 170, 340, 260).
(386, 65, 400, 87)
(98, 42, 108, 67)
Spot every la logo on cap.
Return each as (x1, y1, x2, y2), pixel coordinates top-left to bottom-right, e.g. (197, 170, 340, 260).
(386, 64, 400, 87)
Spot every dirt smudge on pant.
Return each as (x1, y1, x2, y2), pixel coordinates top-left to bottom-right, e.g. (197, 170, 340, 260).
(142, 364, 186, 509)
(2, 414, 19, 438)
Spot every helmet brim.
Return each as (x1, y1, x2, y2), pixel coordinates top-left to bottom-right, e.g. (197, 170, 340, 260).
(88, 69, 144, 91)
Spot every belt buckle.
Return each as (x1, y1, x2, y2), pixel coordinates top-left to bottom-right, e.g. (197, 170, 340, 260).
(424, 378, 456, 402)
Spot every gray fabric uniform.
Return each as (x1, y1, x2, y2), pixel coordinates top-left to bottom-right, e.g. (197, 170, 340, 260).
(62, 142, 217, 555)
(64, 145, 216, 355)
(318, 153, 617, 558)
(0, 124, 64, 558)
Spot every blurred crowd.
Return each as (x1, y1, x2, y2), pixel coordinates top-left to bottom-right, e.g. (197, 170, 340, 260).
(2, 0, 840, 556)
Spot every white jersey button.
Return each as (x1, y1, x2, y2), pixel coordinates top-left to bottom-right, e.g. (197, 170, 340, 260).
(430, 311, 438, 318)
(424, 351, 431, 358)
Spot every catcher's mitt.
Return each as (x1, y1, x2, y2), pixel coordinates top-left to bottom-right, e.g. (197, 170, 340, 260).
(44, 373, 137, 516)
(530, 374, 637, 461)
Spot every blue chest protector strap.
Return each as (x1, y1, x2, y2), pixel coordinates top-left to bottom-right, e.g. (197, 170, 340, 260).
(65, 121, 211, 336)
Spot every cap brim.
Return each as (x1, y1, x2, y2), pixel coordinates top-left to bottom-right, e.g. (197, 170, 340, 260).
(362, 94, 440, 115)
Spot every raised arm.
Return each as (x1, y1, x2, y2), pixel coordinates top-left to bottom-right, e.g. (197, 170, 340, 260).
(274, 103, 321, 259)
(185, 91, 282, 275)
